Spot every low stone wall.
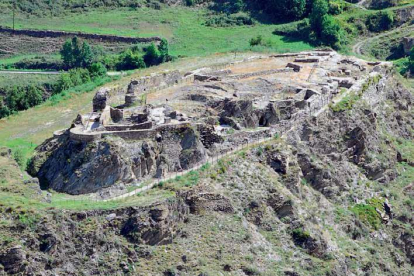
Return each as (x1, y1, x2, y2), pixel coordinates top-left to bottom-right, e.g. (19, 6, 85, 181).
(229, 68, 293, 80)
(70, 122, 193, 142)
(103, 129, 157, 140)
(105, 121, 153, 131)
(69, 128, 102, 142)
(0, 26, 161, 44)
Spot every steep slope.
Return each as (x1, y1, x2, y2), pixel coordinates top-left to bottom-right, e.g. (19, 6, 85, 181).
(0, 63, 413, 275)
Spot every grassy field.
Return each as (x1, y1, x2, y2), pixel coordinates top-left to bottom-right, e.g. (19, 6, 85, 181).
(0, 73, 60, 89)
(0, 6, 313, 57)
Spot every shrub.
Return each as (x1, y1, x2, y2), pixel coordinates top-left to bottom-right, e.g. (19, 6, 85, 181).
(249, 35, 263, 47)
(206, 13, 254, 27)
(88, 62, 107, 78)
(117, 50, 146, 71)
(55, 73, 74, 94)
(143, 43, 161, 66)
(292, 228, 311, 245)
(309, 0, 343, 49)
(351, 203, 382, 230)
(158, 39, 172, 63)
(60, 36, 96, 69)
(13, 148, 25, 169)
(366, 11, 394, 32)
(320, 15, 343, 49)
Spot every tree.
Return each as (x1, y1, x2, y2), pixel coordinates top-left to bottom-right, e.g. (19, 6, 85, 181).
(89, 62, 107, 78)
(71, 37, 82, 67)
(81, 41, 94, 68)
(309, 0, 343, 49)
(278, 0, 307, 21)
(55, 73, 74, 93)
(26, 85, 43, 108)
(310, 0, 329, 36)
(60, 39, 74, 68)
(118, 50, 146, 71)
(60, 36, 95, 69)
(144, 43, 161, 66)
(320, 15, 342, 49)
(158, 39, 170, 63)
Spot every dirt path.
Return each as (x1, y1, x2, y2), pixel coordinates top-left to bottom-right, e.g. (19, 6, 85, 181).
(352, 25, 414, 57)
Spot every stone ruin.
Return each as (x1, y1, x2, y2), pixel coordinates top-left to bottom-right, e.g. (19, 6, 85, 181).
(39, 50, 391, 195)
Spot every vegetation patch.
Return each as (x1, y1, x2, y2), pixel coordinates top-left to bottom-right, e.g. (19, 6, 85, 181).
(350, 198, 385, 230)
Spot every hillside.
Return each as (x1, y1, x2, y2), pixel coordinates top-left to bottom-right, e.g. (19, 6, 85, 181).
(0, 50, 413, 275)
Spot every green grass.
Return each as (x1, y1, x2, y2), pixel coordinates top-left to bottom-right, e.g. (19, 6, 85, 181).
(0, 6, 313, 57)
(0, 54, 40, 65)
(350, 201, 382, 230)
(0, 73, 60, 89)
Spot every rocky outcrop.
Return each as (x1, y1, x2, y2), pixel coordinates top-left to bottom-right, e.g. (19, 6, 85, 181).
(30, 125, 207, 194)
(0, 246, 27, 274)
(121, 199, 189, 245)
(93, 88, 110, 112)
(402, 37, 414, 55)
(182, 187, 234, 214)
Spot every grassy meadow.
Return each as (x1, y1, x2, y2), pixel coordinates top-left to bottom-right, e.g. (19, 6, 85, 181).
(0, 6, 313, 57)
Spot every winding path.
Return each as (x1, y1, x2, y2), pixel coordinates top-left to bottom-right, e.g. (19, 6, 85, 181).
(352, 24, 414, 56)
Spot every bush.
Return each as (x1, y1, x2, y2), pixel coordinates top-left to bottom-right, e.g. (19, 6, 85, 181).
(320, 15, 343, 49)
(143, 43, 161, 66)
(117, 50, 146, 71)
(60, 36, 95, 69)
(185, 0, 195, 6)
(292, 228, 311, 245)
(249, 35, 263, 47)
(13, 149, 25, 169)
(88, 62, 107, 78)
(351, 203, 382, 230)
(366, 11, 394, 32)
(309, 0, 343, 49)
(54, 68, 91, 94)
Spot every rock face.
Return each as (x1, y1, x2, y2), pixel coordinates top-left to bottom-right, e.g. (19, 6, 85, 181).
(30, 125, 206, 194)
(121, 199, 189, 245)
(402, 37, 414, 55)
(92, 88, 110, 112)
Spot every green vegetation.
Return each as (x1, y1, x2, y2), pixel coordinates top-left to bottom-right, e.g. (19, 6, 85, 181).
(350, 198, 385, 230)
(60, 37, 94, 69)
(292, 227, 311, 245)
(330, 75, 382, 112)
(0, 67, 109, 119)
(365, 11, 394, 32)
(310, 0, 343, 48)
(0, 5, 313, 57)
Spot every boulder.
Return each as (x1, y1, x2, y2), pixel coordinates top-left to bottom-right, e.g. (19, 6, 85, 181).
(93, 88, 110, 112)
(286, 63, 302, 72)
(182, 188, 234, 214)
(0, 246, 27, 274)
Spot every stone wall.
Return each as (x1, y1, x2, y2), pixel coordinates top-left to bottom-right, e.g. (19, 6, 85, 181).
(0, 26, 161, 44)
(105, 121, 153, 131)
(100, 106, 112, 126)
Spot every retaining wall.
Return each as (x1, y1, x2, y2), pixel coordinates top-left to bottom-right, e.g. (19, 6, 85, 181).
(0, 26, 161, 43)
